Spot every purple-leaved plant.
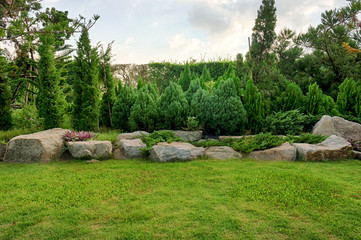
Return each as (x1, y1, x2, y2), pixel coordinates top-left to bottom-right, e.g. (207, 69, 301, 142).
(62, 130, 95, 142)
(348, 139, 361, 151)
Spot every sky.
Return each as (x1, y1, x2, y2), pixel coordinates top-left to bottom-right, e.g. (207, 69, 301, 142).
(42, 0, 346, 64)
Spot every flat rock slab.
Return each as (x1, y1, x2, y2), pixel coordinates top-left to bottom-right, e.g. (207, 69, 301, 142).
(67, 141, 112, 159)
(313, 115, 361, 140)
(353, 151, 361, 160)
(115, 131, 149, 145)
(294, 135, 353, 161)
(172, 130, 203, 142)
(5, 128, 68, 163)
(0, 143, 6, 161)
(114, 139, 146, 160)
(205, 146, 242, 159)
(150, 142, 205, 162)
(247, 142, 296, 161)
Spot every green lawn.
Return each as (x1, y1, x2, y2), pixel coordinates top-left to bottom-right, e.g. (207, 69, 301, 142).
(0, 159, 360, 239)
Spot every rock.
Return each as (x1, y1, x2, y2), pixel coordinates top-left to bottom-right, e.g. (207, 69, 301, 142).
(172, 130, 203, 142)
(294, 135, 353, 161)
(247, 142, 296, 161)
(205, 146, 242, 159)
(313, 115, 361, 140)
(353, 151, 361, 160)
(67, 141, 112, 159)
(0, 143, 6, 161)
(149, 142, 205, 162)
(86, 159, 101, 163)
(4, 128, 68, 163)
(114, 139, 146, 159)
(115, 131, 149, 145)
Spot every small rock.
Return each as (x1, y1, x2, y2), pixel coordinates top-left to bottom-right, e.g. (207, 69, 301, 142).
(172, 130, 203, 142)
(115, 131, 149, 145)
(67, 141, 112, 159)
(149, 142, 205, 162)
(205, 146, 241, 159)
(247, 142, 296, 161)
(86, 159, 101, 163)
(114, 139, 146, 159)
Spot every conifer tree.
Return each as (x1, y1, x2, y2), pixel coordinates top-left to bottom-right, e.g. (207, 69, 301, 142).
(137, 76, 145, 90)
(200, 65, 212, 83)
(0, 55, 12, 130)
(115, 80, 123, 96)
(112, 84, 136, 131)
(276, 82, 305, 111)
(336, 78, 356, 115)
(73, 28, 100, 130)
(159, 82, 189, 129)
(190, 88, 211, 130)
(178, 63, 192, 92)
(37, 30, 63, 129)
(356, 82, 361, 118)
(243, 77, 265, 133)
(129, 83, 159, 132)
(304, 82, 338, 116)
(185, 78, 202, 104)
(214, 64, 241, 96)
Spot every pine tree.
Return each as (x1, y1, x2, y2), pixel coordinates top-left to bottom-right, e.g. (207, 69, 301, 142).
(137, 76, 145, 90)
(185, 78, 202, 104)
(37, 30, 63, 129)
(73, 28, 100, 130)
(276, 82, 305, 111)
(178, 63, 192, 92)
(0, 55, 12, 130)
(214, 64, 241, 96)
(115, 80, 123, 96)
(159, 82, 189, 129)
(243, 77, 265, 133)
(99, 43, 116, 128)
(200, 65, 212, 83)
(190, 88, 211, 130)
(112, 84, 136, 131)
(304, 82, 338, 116)
(336, 78, 356, 115)
(129, 83, 159, 132)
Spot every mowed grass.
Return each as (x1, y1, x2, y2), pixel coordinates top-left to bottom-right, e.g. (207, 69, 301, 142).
(0, 159, 360, 239)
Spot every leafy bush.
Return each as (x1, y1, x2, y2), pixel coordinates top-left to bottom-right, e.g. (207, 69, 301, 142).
(12, 104, 42, 130)
(112, 84, 136, 131)
(141, 130, 182, 155)
(285, 133, 327, 144)
(265, 110, 308, 135)
(275, 82, 305, 111)
(184, 117, 201, 131)
(62, 130, 95, 142)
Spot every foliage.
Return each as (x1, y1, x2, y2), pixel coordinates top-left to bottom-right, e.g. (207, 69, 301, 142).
(0, 55, 13, 130)
(184, 117, 200, 131)
(304, 82, 338, 116)
(12, 104, 42, 130)
(207, 79, 247, 135)
(62, 130, 95, 142)
(159, 82, 189, 129)
(242, 77, 265, 133)
(285, 133, 327, 144)
(178, 63, 192, 92)
(141, 130, 182, 155)
(129, 83, 159, 132)
(348, 139, 361, 151)
(112, 84, 136, 131)
(265, 110, 308, 135)
(214, 63, 241, 96)
(94, 130, 120, 143)
(275, 82, 305, 111)
(0, 128, 38, 144)
(190, 88, 211, 131)
(72, 28, 100, 131)
(336, 78, 358, 116)
(184, 78, 203, 104)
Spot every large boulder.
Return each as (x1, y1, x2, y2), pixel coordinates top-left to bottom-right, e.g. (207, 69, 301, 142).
(67, 141, 112, 159)
(313, 115, 361, 140)
(0, 143, 6, 161)
(172, 130, 203, 142)
(149, 142, 205, 162)
(294, 135, 353, 161)
(247, 142, 296, 161)
(114, 139, 146, 160)
(5, 128, 68, 163)
(205, 146, 241, 159)
(115, 131, 149, 145)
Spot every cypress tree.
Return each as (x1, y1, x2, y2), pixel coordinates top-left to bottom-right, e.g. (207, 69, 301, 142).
(276, 82, 305, 111)
(112, 84, 136, 131)
(200, 65, 212, 82)
(304, 82, 338, 116)
(185, 78, 202, 104)
(336, 78, 356, 115)
(159, 82, 189, 129)
(0, 55, 12, 130)
(243, 77, 265, 133)
(129, 83, 159, 132)
(178, 63, 192, 92)
(37, 30, 63, 129)
(115, 80, 123, 96)
(73, 28, 100, 130)
(190, 88, 211, 131)
(137, 76, 145, 90)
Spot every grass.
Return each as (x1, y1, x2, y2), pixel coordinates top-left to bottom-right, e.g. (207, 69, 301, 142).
(0, 159, 360, 239)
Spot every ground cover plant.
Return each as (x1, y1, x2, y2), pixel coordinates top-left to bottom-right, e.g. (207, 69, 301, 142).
(0, 159, 360, 239)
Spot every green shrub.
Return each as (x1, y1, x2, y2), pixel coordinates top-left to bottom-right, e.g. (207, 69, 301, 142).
(185, 78, 203, 104)
(141, 130, 182, 155)
(190, 88, 211, 131)
(304, 83, 338, 116)
(12, 104, 42, 130)
(112, 84, 136, 131)
(159, 82, 189, 129)
(265, 110, 308, 135)
(184, 117, 200, 131)
(0, 56, 13, 130)
(178, 63, 192, 92)
(336, 78, 356, 115)
(285, 133, 327, 144)
(276, 82, 305, 111)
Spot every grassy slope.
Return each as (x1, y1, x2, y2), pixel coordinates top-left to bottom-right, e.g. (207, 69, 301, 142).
(0, 159, 360, 239)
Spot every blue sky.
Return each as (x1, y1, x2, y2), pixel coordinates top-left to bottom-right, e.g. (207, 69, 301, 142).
(43, 0, 346, 64)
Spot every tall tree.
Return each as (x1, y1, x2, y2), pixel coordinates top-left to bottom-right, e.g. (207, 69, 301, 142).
(72, 28, 100, 130)
(0, 54, 13, 130)
(178, 63, 192, 92)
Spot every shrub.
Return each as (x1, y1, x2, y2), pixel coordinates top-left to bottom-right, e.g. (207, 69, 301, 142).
(178, 63, 192, 92)
(185, 78, 202, 104)
(0, 56, 13, 130)
(336, 78, 356, 115)
(62, 130, 95, 142)
(265, 110, 308, 135)
(159, 82, 189, 129)
(112, 84, 136, 131)
(190, 88, 211, 131)
(184, 117, 200, 131)
(12, 104, 42, 130)
(285, 133, 327, 144)
(214, 63, 241, 96)
(141, 130, 182, 155)
(304, 83, 338, 116)
(275, 82, 305, 111)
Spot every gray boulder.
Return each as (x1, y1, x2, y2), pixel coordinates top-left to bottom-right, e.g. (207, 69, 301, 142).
(115, 131, 149, 145)
(172, 130, 203, 142)
(313, 115, 361, 140)
(205, 146, 242, 159)
(5, 128, 68, 163)
(67, 141, 112, 159)
(294, 135, 353, 161)
(0, 143, 6, 161)
(149, 142, 205, 162)
(114, 139, 146, 159)
(247, 142, 296, 161)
